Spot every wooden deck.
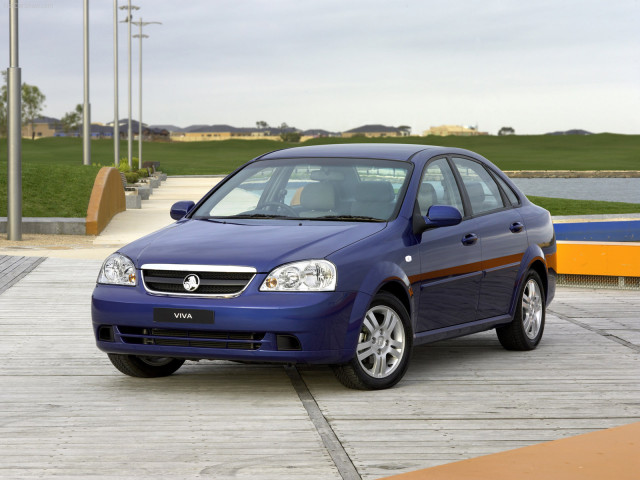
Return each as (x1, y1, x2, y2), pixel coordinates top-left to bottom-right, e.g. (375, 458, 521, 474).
(1, 257, 638, 479)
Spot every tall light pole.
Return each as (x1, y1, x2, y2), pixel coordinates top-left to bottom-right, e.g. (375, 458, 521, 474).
(7, 0, 22, 241)
(120, 1, 139, 170)
(132, 18, 161, 170)
(113, 0, 119, 167)
(83, 0, 91, 166)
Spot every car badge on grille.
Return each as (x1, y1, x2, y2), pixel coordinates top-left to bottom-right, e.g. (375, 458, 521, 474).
(183, 274, 200, 292)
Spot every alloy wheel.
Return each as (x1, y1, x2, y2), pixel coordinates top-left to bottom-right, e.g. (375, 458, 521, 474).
(522, 279, 543, 340)
(356, 305, 405, 378)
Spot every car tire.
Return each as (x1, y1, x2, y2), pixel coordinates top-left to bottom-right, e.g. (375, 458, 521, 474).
(107, 354, 185, 378)
(496, 270, 545, 351)
(333, 291, 413, 390)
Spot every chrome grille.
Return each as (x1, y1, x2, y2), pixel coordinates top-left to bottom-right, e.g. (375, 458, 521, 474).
(141, 264, 256, 297)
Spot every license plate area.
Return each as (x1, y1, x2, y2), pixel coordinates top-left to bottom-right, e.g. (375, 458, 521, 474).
(153, 308, 214, 324)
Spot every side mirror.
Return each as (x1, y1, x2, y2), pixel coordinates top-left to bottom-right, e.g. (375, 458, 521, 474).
(413, 204, 462, 234)
(426, 205, 462, 228)
(170, 201, 195, 220)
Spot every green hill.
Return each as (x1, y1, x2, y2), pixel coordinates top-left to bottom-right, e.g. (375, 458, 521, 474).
(0, 134, 638, 217)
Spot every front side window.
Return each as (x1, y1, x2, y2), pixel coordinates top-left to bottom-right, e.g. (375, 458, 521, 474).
(417, 158, 464, 216)
(193, 158, 412, 222)
(452, 157, 505, 215)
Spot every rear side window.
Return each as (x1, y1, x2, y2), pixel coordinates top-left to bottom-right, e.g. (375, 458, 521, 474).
(452, 157, 505, 215)
(493, 173, 520, 206)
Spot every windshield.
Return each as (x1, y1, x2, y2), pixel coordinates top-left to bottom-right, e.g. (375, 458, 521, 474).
(192, 157, 412, 222)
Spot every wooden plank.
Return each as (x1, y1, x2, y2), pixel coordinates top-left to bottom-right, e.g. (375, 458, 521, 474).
(302, 287, 640, 480)
(2, 258, 639, 480)
(0, 255, 46, 294)
(0, 258, 341, 480)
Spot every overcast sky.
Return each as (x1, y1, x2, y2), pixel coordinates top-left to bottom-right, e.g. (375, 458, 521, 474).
(1, 0, 639, 135)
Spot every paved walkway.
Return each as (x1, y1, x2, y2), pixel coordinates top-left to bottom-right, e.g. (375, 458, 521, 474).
(0, 257, 638, 479)
(0, 176, 220, 260)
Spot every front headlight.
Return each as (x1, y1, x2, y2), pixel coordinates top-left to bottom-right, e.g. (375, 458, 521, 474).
(260, 260, 337, 292)
(98, 253, 137, 286)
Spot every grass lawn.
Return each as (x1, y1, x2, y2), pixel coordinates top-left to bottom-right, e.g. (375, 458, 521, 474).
(0, 135, 638, 217)
(528, 196, 640, 216)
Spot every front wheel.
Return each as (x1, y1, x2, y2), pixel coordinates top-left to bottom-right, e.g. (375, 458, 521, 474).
(333, 292, 412, 390)
(496, 270, 545, 350)
(108, 354, 185, 378)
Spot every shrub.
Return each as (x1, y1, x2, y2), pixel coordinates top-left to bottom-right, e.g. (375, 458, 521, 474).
(118, 159, 131, 172)
(124, 171, 139, 184)
(137, 168, 149, 178)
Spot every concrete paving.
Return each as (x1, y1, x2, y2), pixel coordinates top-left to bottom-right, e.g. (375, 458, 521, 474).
(94, 176, 218, 247)
(0, 176, 221, 261)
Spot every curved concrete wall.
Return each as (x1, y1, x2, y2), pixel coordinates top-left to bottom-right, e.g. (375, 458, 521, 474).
(86, 167, 126, 235)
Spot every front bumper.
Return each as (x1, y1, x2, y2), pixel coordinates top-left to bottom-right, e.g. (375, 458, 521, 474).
(92, 282, 370, 365)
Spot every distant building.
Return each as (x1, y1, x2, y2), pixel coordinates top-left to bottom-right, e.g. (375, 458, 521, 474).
(299, 129, 339, 142)
(105, 119, 169, 140)
(170, 125, 282, 142)
(168, 124, 326, 142)
(342, 124, 402, 138)
(22, 116, 116, 139)
(21, 116, 61, 139)
(423, 125, 489, 136)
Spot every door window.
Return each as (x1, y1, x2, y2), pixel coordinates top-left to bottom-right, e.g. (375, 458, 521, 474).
(417, 158, 464, 216)
(452, 157, 505, 215)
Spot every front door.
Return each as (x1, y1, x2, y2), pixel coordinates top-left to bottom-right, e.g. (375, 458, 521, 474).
(414, 158, 483, 332)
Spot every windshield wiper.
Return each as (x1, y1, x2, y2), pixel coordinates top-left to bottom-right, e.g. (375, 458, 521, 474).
(221, 214, 298, 219)
(307, 215, 386, 222)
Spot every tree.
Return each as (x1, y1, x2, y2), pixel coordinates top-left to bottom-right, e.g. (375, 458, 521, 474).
(397, 125, 411, 136)
(0, 76, 46, 139)
(278, 122, 301, 143)
(256, 120, 269, 130)
(498, 126, 515, 136)
(22, 83, 46, 140)
(61, 104, 83, 135)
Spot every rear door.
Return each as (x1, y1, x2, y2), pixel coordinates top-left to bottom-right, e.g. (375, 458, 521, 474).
(451, 157, 528, 319)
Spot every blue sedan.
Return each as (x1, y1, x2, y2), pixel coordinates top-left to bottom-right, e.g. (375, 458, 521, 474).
(92, 143, 556, 389)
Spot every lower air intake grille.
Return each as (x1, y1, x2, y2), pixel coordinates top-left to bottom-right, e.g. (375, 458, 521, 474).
(118, 326, 265, 351)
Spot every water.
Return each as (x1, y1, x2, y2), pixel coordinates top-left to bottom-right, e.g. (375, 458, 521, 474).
(511, 178, 640, 204)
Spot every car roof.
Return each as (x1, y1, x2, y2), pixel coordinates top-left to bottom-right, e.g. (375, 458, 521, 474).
(257, 143, 445, 162)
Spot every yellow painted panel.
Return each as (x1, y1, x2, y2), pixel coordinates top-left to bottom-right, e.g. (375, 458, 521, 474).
(557, 242, 640, 277)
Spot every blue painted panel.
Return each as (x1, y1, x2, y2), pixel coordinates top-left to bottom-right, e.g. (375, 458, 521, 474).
(554, 221, 640, 242)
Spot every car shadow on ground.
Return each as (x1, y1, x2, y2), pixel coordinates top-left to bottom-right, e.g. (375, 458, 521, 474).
(102, 330, 522, 394)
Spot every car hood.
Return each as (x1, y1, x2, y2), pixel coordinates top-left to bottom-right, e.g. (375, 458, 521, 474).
(120, 219, 387, 272)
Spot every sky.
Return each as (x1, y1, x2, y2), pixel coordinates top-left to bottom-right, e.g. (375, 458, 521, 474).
(1, 0, 639, 135)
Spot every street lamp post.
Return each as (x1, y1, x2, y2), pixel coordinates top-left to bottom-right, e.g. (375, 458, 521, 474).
(132, 18, 161, 171)
(7, 0, 22, 241)
(113, 0, 119, 167)
(119, 1, 139, 170)
(83, 0, 91, 166)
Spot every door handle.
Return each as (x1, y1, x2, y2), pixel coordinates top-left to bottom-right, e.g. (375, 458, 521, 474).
(461, 233, 478, 246)
(510, 222, 524, 233)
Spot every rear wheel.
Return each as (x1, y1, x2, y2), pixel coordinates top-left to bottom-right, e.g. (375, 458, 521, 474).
(333, 292, 412, 390)
(108, 354, 185, 378)
(496, 270, 545, 350)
